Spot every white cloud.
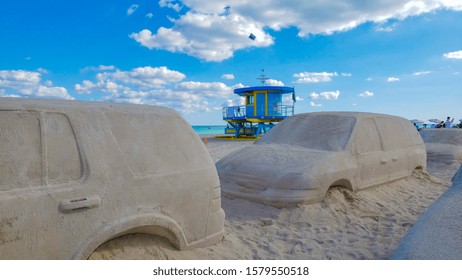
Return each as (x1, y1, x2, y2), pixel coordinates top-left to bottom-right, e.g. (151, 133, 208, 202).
(444, 50, 462, 59)
(37, 68, 48, 74)
(0, 70, 41, 88)
(82, 65, 116, 72)
(265, 79, 284, 86)
(221, 74, 235, 80)
(309, 101, 322, 107)
(176, 81, 233, 98)
(74, 80, 95, 94)
(130, 12, 274, 62)
(127, 4, 139, 16)
(36, 85, 71, 99)
(75, 66, 242, 114)
(283, 95, 302, 103)
(440, 0, 462, 11)
(375, 22, 399, 32)
(0, 70, 73, 100)
(222, 97, 245, 107)
(387, 77, 400, 82)
(75, 66, 186, 94)
(413, 71, 432, 76)
(159, 0, 182, 12)
(180, 1, 462, 36)
(359, 91, 374, 97)
(103, 88, 212, 114)
(293, 72, 339, 83)
(0, 88, 21, 98)
(310, 90, 340, 100)
(136, 1, 462, 61)
(130, 28, 187, 52)
(308, 90, 339, 107)
(146, 13, 154, 18)
(375, 26, 395, 32)
(112, 66, 185, 87)
(75, 79, 128, 95)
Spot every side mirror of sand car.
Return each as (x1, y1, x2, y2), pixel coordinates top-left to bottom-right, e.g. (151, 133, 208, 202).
(0, 98, 225, 260)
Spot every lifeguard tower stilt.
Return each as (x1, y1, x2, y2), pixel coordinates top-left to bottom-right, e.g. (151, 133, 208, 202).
(222, 76, 295, 138)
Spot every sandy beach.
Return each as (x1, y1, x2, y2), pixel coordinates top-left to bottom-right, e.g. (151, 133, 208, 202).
(89, 136, 459, 260)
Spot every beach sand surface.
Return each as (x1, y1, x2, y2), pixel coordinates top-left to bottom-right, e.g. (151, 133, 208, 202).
(89, 137, 458, 260)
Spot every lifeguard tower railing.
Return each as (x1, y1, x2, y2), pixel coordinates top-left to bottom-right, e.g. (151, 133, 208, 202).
(222, 104, 294, 121)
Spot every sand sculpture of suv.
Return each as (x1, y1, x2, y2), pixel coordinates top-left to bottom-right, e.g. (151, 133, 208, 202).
(0, 97, 224, 259)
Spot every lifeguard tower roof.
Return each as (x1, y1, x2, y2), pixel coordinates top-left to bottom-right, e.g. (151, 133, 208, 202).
(234, 86, 295, 95)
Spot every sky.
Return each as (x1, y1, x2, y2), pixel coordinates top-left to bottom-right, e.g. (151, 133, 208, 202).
(1, 0, 461, 125)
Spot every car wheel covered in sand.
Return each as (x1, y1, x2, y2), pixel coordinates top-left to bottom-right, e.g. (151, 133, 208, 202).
(0, 98, 224, 259)
(216, 112, 426, 207)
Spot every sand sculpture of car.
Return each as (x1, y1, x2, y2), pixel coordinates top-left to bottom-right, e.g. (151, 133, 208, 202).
(216, 112, 426, 207)
(419, 129, 462, 164)
(0, 97, 224, 259)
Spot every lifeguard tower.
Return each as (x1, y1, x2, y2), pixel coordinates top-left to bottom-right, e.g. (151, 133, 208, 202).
(222, 72, 295, 138)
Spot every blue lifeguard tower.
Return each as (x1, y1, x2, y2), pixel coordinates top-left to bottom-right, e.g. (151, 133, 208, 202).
(222, 74, 295, 138)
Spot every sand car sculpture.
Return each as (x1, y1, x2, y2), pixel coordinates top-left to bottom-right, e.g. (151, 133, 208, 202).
(0, 97, 224, 259)
(216, 112, 426, 207)
(419, 129, 462, 164)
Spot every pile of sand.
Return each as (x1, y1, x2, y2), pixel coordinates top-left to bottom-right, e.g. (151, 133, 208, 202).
(89, 137, 456, 260)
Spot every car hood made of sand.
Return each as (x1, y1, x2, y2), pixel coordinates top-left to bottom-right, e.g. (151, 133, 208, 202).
(216, 144, 343, 191)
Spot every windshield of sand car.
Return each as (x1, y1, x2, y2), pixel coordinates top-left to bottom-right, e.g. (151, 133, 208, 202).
(257, 114, 356, 151)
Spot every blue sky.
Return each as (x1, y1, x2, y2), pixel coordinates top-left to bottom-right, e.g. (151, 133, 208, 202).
(1, 0, 461, 125)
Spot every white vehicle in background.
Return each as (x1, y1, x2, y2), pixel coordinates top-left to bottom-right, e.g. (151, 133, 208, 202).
(0, 97, 224, 259)
(420, 129, 462, 164)
(217, 112, 426, 207)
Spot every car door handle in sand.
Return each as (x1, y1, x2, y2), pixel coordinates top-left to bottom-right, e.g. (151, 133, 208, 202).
(380, 159, 388, 164)
(392, 157, 398, 162)
(59, 195, 101, 213)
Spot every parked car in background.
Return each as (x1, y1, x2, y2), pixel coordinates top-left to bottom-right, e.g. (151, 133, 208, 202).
(217, 112, 426, 207)
(0, 97, 224, 259)
(420, 129, 462, 164)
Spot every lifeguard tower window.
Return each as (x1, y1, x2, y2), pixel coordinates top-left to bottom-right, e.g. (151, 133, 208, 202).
(247, 95, 254, 105)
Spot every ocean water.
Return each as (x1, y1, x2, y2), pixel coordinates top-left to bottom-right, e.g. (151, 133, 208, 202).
(192, 125, 226, 135)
